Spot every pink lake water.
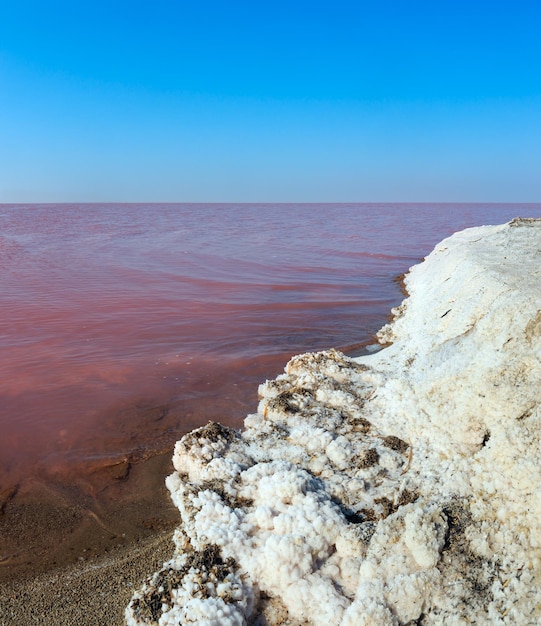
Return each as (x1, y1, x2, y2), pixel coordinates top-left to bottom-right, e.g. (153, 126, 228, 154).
(1, 203, 540, 488)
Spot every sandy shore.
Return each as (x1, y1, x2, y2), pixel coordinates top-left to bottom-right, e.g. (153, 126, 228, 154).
(0, 451, 180, 626)
(0, 530, 174, 626)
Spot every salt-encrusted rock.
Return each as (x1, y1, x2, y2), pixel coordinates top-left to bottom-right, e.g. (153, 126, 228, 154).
(126, 218, 541, 625)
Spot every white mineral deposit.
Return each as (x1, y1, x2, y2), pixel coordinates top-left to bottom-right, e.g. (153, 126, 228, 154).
(126, 218, 541, 625)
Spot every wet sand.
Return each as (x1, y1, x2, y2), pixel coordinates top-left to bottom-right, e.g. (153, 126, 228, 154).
(0, 353, 300, 626)
(0, 452, 180, 626)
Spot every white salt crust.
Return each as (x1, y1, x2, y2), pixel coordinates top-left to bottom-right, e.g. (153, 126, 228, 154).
(126, 218, 541, 625)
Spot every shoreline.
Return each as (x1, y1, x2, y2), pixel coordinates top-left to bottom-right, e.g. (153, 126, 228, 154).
(0, 343, 380, 626)
(0, 452, 178, 578)
(127, 219, 541, 625)
(0, 451, 179, 625)
(3, 210, 541, 624)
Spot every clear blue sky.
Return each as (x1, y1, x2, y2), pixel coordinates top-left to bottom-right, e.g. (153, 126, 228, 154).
(1, 0, 540, 202)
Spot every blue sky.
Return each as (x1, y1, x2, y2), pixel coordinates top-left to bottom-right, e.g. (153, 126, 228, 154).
(1, 1, 540, 202)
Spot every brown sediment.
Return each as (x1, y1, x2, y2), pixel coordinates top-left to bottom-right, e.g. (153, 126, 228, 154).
(0, 485, 19, 516)
(393, 272, 410, 297)
(381, 434, 410, 453)
(0, 451, 180, 625)
(0, 451, 179, 604)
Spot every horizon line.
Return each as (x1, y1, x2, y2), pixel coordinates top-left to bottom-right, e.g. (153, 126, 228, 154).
(2, 201, 541, 206)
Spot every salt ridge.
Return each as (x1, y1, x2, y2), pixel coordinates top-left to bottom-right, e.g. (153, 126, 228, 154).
(126, 218, 541, 625)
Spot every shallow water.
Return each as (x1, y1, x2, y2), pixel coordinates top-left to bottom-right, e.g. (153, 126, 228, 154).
(1, 203, 540, 488)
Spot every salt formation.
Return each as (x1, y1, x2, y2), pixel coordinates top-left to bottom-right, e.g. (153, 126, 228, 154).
(126, 218, 541, 625)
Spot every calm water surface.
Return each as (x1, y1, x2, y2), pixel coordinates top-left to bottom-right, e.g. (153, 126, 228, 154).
(1, 203, 540, 487)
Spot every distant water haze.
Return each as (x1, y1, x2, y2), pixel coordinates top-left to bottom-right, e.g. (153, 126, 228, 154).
(1, 203, 540, 488)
